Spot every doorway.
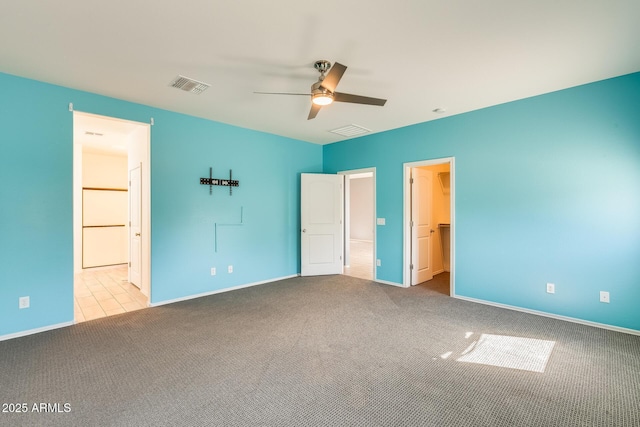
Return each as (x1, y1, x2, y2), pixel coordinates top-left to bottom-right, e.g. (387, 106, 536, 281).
(403, 158, 454, 295)
(73, 112, 151, 322)
(340, 168, 376, 281)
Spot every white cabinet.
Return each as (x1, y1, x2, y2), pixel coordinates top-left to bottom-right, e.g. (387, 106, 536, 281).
(82, 188, 128, 268)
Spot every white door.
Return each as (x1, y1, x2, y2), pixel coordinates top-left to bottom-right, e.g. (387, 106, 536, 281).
(129, 164, 142, 288)
(411, 168, 433, 285)
(301, 173, 344, 276)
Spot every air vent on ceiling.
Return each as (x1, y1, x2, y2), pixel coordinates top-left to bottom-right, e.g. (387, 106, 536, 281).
(85, 131, 104, 136)
(329, 124, 371, 137)
(169, 75, 210, 94)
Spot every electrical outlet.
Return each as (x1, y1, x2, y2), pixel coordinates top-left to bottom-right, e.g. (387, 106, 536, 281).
(376, 259, 381, 267)
(546, 283, 555, 294)
(600, 291, 610, 303)
(228, 265, 233, 273)
(376, 218, 386, 225)
(19, 296, 30, 309)
(210, 267, 216, 276)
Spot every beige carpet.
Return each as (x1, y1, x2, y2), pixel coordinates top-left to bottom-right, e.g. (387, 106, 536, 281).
(1, 274, 639, 426)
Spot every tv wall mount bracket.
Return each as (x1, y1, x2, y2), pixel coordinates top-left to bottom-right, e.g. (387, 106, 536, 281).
(200, 168, 239, 195)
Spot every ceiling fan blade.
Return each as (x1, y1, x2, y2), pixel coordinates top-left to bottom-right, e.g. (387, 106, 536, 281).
(334, 92, 387, 106)
(254, 92, 311, 96)
(308, 103, 322, 120)
(320, 62, 347, 92)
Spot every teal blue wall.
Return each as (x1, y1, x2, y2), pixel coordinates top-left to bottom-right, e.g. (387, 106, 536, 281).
(149, 110, 321, 302)
(1, 74, 74, 335)
(323, 73, 640, 331)
(2, 71, 638, 337)
(0, 72, 321, 336)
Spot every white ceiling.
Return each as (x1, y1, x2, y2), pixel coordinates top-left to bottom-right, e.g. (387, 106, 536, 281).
(2, 1, 639, 145)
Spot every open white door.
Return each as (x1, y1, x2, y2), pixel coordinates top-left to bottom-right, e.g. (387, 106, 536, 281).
(301, 173, 344, 276)
(411, 168, 433, 285)
(129, 164, 142, 288)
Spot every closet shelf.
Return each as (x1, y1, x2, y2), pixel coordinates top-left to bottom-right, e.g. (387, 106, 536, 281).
(437, 172, 450, 194)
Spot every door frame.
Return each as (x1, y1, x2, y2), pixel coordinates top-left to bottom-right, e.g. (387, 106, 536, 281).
(338, 168, 376, 281)
(72, 111, 152, 306)
(403, 157, 455, 294)
(128, 163, 143, 290)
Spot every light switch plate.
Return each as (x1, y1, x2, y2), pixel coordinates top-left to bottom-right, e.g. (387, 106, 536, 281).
(376, 218, 386, 225)
(19, 296, 30, 309)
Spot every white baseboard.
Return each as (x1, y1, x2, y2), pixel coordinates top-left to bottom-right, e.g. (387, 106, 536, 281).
(374, 278, 406, 288)
(454, 295, 640, 336)
(1, 275, 298, 342)
(149, 274, 298, 307)
(0, 321, 74, 342)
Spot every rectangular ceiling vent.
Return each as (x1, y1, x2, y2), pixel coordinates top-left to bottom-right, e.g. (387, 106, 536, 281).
(169, 75, 210, 94)
(329, 124, 371, 137)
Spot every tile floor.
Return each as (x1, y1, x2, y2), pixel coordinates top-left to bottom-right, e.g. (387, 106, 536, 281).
(74, 264, 148, 323)
(344, 239, 374, 280)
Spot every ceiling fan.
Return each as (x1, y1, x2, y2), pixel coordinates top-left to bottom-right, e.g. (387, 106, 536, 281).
(255, 60, 387, 120)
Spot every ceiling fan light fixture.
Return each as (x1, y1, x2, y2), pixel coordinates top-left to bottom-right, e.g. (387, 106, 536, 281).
(312, 92, 334, 106)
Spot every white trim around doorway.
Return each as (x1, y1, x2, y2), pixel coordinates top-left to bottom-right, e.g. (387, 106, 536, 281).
(72, 111, 152, 314)
(403, 157, 455, 295)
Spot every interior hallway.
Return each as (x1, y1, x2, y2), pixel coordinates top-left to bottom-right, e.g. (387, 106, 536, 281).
(344, 239, 373, 280)
(74, 265, 147, 322)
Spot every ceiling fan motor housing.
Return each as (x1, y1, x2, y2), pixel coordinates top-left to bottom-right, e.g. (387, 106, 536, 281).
(311, 80, 334, 105)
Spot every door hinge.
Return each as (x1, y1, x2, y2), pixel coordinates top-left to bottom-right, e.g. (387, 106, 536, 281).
(410, 264, 414, 270)
(128, 262, 131, 267)
(410, 178, 414, 184)
(411, 221, 414, 228)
